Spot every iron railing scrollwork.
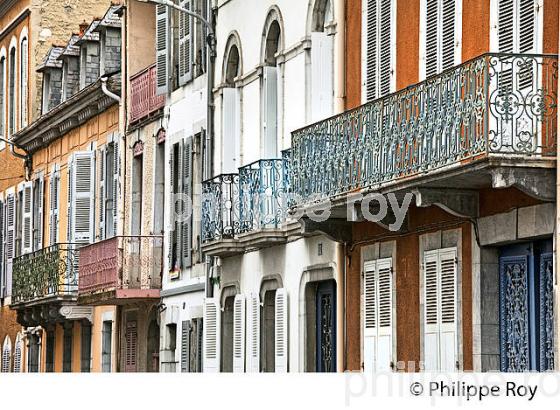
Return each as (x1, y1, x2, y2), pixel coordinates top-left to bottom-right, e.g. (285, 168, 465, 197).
(289, 53, 558, 205)
(12, 244, 79, 305)
(201, 174, 240, 242)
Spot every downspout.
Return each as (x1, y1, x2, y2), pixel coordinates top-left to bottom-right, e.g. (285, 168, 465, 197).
(556, 3, 560, 371)
(0, 136, 31, 180)
(101, 76, 122, 103)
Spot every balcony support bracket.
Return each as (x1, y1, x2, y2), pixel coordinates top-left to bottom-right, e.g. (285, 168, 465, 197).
(300, 217, 353, 243)
(491, 167, 556, 202)
(413, 188, 479, 218)
(59, 306, 94, 323)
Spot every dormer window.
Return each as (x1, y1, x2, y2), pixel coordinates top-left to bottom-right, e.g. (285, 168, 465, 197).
(60, 34, 80, 101)
(77, 20, 101, 89)
(37, 47, 64, 114)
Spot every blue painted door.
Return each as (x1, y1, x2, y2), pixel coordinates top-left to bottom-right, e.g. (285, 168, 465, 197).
(499, 240, 554, 372)
(316, 280, 337, 372)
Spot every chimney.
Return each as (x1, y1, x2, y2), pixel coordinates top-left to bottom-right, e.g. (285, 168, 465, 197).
(79, 21, 89, 36)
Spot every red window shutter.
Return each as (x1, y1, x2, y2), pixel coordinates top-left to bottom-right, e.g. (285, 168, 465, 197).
(125, 321, 138, 372)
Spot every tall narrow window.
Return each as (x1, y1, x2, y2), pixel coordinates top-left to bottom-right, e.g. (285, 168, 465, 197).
(147, 319, 160, 372)
(221, 296, 234, 372)
(81, 323, 92, 372)
(8, 46, 15, 137)
(154, 141, 165, 235)
(13, 334, 22, 373)
(163, 323, 177, 372)
(311, 0, 335, 120)
(102, 321, 113, 372)
(125, 320, 138, 372)
(420, 0, 462, 79)
(32, 175, 44, 251)
(63, 323, 73, 372)
(28, 334, 40, 372)
(222, 42, 240, 173)
(1, 336, 11, 372)
(131, 153, 143, 236)
(261, 290, 276, 372)
(20, 36, 28, 129)
(261, 20, 280, 158)
(492, 0, 539, 54)
(363, 0, 395, 101)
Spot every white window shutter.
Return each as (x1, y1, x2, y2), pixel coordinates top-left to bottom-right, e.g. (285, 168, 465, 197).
(21, 182, 33, 255)
(274, 288, 288, 372)
(180, 320, 191, 372)
(0, 197, 4, 294)
(262, 66, 278, 158)
(363, 260, 377, 373)
(498, 0, 515, 52)
(203, 298, 221, 372)
(423, 248, 458, 371)
(156, 4, 169, 95)
(518, 0, 535, 53)
(112, 139, 119, 237)
(376, 258, 393, 371)
(1, 337, 11, 372)
(363, 258, 394, 373)
(222, 87, 239, 174)
(233, 294, 246, 373)
(5, 192, 15, 297)
(246, 292, 260, 372)
(49, 166, 60, 246)
(440, 0, 456, 71)
(378, 0, 392, 95)
(424, 0, 439, 78)
(311, 32, 334, 122)
(423, 250, 439, 371)
(12, 336, 21, 373)
(439, 248, 457, 372)
(98, 147, 106, 240)
(33, 176, 44, 251)
(178, 0, 193, 85)
(20, 39, 28, 128)
(69, 151, 95, 244)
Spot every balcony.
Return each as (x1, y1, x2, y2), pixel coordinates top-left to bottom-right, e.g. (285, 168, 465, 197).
(202, 159, 292, 256)
(11, 244, 79, 307)
(289, 53, 557, 210)
(78, 236, 163, 305)
(129, 64, 165, 125)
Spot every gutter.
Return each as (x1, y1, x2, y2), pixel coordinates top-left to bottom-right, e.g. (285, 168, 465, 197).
(0, 136, 31, 180)
(101, 75, 122, 102)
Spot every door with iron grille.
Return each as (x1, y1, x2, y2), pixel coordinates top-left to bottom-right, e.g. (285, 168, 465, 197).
(316, 280, 336, 372)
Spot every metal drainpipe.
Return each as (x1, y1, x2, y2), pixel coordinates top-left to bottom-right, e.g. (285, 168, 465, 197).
(556, 4, 560, 371)
(0, 137, 31, 180)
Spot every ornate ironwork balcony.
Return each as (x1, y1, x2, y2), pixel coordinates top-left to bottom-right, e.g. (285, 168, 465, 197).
(11, 244, 79, 306)
(129, 64, 165, 124)
(289, 53, 557, 205)
(202, 159, 289, 244)
(202, 174, 240, 242)
(78, 236, 163, 304)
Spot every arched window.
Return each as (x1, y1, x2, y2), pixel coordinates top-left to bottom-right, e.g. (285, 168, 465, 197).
(221, 34, 242, 173)
(261, 11, 283, 159)
(13, 333, 22, 373)
(8, 42, 16, 137)
(1, 336, 12, 372)
(310, 0, 335, 121)
(0, 48, 6, 148)
(20, 31, 28, 129)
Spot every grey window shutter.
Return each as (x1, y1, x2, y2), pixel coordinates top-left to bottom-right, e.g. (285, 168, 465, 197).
(440, 0, 455, 71)
(125, 321, 138, 372)
(156, 4, 169, 95)
(34, 176, 44, 251)
(181, 138, 193, 268)
(98, 147, 106, 240)
(112, 139, 120, 237)
(21, 182, 33, 255)
(178, 0, 193, 85)
(5, 192, 16, 297)
(49, 167, 60, 246)
(180, 320, 191, 372)
(168, 146, 175, 270)
(0, 199, 4, 295)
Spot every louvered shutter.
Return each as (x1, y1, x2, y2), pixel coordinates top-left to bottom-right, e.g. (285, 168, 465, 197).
(98, 147, 106, 240)
(439, 248, 457, 372)
(178, 0, 193, 85)
(363, 258, 393, 373)
(274, 288, 288, 372)
(424, 0, 438, 78)
(423, 251, 439, 371)
(222, 88, 238, 174)
(0, 198, 3, 295)
(364, 0, 394, 101)
(168, 147, 175, 270)
(203, 298, 221, 372)
(4, 192, 15, 297)
(69, 152, 95, 244)
(262, 66, 278, 158)
(125, 321, 138, 372)
(247, 292, 260, 372)
(21, 182, 33, 255)
(181, 138, 193, 268)
(112, 139, 120, 237)
(33, 176, 44, 251)
(1, 338, 10, 372)
(13, 337, 21, 372)
(181, 320, 191, 372)
(498, 0, 515, 52)
(49, 167, 60, 245)
(311, 32, 334, 122)
(423, 248, 458, 371)
(233, 294, 246, 372)
(156, 4, 169, 95)
(440, 0, 455, 71)
(20, 38, 28, 128)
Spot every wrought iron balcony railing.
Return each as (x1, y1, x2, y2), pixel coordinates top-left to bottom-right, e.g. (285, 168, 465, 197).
(78, 236, 163, 296)
(129, 64, 165, 124)
(202, 159, 289, 243)
(12, 244, 79, 306)
(289, 53, 558, 205)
